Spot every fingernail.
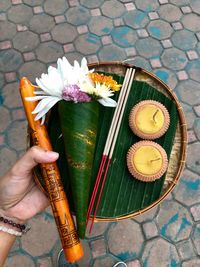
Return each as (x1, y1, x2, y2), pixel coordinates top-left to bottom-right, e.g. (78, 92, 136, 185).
(46, 151, 59, 159)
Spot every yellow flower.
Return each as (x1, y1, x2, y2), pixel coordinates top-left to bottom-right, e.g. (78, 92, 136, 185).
(89, 73, 121, 91)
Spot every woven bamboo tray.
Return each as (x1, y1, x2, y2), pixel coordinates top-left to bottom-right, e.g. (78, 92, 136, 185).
(32, 62, 187, 222)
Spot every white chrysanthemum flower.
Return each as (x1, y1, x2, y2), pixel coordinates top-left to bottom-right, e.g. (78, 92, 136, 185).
(26, 57, 117, 123)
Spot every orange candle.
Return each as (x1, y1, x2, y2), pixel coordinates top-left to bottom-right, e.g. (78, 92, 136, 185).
(20, 77, 84, 263)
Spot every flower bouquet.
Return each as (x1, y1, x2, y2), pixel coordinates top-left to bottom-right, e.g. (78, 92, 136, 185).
(26, 57, 121, 238)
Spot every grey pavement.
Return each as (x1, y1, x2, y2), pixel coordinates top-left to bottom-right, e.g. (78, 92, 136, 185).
(0, 0, 200, 266)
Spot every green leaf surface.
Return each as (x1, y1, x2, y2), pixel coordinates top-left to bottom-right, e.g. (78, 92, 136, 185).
(47, 74, 178, 220)
(58, 101, 99, 238)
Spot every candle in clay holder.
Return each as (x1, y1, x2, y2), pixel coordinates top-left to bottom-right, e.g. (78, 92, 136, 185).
(129, 100, 170, 140)
(127, 141, 168, 182)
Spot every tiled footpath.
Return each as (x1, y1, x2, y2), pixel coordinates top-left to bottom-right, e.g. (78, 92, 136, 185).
(0, 0, 200, 266)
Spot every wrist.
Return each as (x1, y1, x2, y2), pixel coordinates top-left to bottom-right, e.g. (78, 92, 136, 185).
(0, 209, 26, 225)
(0, 212, 30, 235)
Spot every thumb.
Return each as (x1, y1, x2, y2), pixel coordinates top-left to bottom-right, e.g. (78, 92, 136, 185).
(11, 146, 59, 177)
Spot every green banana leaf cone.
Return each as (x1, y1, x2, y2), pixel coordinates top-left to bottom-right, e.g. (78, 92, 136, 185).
(58, 100, 100, 238)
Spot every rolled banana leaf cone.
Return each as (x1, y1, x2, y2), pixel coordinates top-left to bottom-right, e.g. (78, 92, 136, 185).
(58, 100, 100, 238)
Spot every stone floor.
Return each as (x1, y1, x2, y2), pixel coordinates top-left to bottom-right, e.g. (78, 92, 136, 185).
(0, 0, 200, 266)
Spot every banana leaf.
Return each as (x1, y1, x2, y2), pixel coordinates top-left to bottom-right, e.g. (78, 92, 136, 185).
(47, 74, 178, 222)
(57, 101, 99, 238)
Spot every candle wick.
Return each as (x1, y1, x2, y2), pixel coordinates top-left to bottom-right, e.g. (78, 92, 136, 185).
(150, 157, 161, 163)
(153, 109, 159, 123)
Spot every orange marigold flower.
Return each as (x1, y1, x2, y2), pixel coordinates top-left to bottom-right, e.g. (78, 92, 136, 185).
(89, 73, 121, 91)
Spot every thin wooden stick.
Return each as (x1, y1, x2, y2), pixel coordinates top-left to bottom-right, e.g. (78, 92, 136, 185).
(89, 69, 136, 233)
(86, 69, 131, 224)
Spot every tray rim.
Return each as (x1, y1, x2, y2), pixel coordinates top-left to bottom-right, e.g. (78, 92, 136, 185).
(31, 61, 187, 222)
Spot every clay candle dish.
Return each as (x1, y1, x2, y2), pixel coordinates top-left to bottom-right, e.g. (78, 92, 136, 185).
(127, 141, 168, 182)
(129, 100, 170, 140)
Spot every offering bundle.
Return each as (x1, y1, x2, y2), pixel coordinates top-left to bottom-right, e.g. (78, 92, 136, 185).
(23, 57, 122, 239)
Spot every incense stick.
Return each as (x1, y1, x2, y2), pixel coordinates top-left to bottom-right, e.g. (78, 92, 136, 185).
(89, 68, 136, 233)
(86, 69, 131, 224)
(87, 68, 136, 231)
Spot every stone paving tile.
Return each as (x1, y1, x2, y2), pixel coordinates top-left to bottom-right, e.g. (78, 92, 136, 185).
(44, 0, 68, 16)
(182, 13, 200, 31)
(7, 4, 33, 25)
(98, 44, 126, 61)
(101, 0, 126, 19)
(171, 29, 197, 50)
(173, 169, 200, 206)
(30, 14, 55, 34)
(66, 6, 91, 26)
(190, 0, 200, 15)
(0, 21, 16, 41)
(35, 41, 63, 63)
(13, 31, 39, 52)
(23, 0, 44, 6)
(2, 82, 23, 109)
(77, 240, 92, 267)
(90, 238, 107, 258)
(176, 239, 196, 260)
(157, 200, 193, 242)
(0, 106, 11, 133)
(142, 238, 180, 266)
(51, 23, 78, 44)
(170, 0, 190, 6)
(147, 20, 173, 40)
(187, 129, 197, 143)
(194, 118, 200, 141)
(175, 80, 200, 106)
(75, 34, 101, 55)
(107, 220, 144, 260)
(5, 254, 35, 267)
(19, 61, 46, 82)
(0, 0, 12, 11)
(4, 71, 17, 83)
(80, 0, 104, 9)
(142, 221, 159, 239)
(182, 258, 200, 267)
(21, 214, 59, 257)
(136, 37, 163, 58)
(0, 73, 5, 88)
(92, 255, 115, 267)
(0, 49, 23, 72)
(192, 223, 200, 255)
(187, 58, 200, 82)
(37, 257, 53, 267)
(88, 17, 113, 36)
(154, 68, 178, 89)
(158, 4, 182, 22)
(111, 26, 137, 47)
(187, 143, 200, 173)
(127, 259, 141, 267)
(190, 204, 200, 221)
(124, 10, 149, 29)
(135, 0, 159, 12)
(7, 120, 27, 151)
(161, 48, 188, 70)
(0, 147, 17, 176)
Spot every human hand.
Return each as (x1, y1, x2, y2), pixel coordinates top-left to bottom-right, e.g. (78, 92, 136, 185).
(0, 146, 59, 223)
